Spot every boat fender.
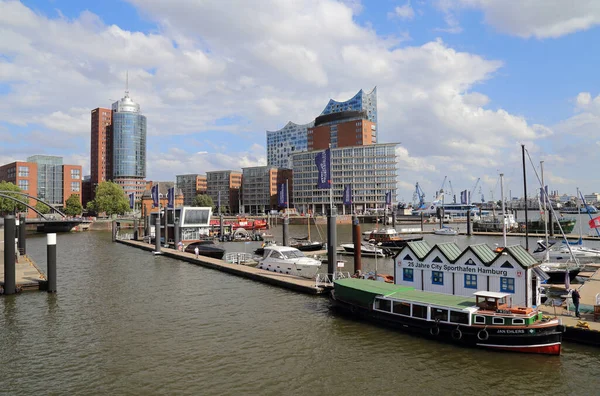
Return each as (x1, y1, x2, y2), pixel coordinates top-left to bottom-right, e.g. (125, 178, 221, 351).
(477, 329, 489, 341)
(430, 326, 440, 336)
(452, 328, 462, 340)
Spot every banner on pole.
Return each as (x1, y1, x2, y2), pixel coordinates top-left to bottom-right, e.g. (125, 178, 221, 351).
(151, 184, 159, 208)
(343, 184, 352, 205)
(129, 192, 135, 209)
(278, 183, 287, 207)
(385, 191, 392, 206)
(167, 187, 174, 208)
(315, 149, 331, 189)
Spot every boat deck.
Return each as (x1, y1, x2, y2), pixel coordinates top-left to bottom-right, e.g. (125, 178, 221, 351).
(117, 239, 330, 295)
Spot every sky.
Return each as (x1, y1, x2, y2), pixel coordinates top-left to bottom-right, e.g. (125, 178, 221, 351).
(2, 0, 600, 205)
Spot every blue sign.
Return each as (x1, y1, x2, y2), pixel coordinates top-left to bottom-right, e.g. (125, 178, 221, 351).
(343, 184, 352, 205)
(151, 184, 159, 208)
(315, 148, 331, 189)
(167, 187, 174, 208)
(385, 191, 392, 206)
(129, 192, 134, 209)
(278, 183, 287, 207)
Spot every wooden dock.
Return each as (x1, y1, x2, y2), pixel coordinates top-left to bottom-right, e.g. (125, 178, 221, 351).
(116, 239, 330, 295)
(0, 254, 46, 291)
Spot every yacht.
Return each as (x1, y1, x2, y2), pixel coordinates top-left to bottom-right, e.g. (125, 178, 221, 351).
(257, 246, 321, 279)
(340, 242, 390, 257)
(412, 200, 488, 219)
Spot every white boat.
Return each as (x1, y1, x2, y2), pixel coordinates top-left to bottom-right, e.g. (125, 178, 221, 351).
(340, 242, 388, 257)
(433, 226, 458, 236)
(532, 239, 600, 263)
(257, 245, 322, 278)
(413, 201, 488, 219)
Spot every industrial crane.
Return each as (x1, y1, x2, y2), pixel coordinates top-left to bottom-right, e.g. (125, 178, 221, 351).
(437, 176, 448, 201)
(469, 178, 481, 205)
(413, 182, 426, 209)
(448, 180, 456, 203)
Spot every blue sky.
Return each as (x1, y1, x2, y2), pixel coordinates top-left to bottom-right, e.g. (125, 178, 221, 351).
(2, 0, 600, 204)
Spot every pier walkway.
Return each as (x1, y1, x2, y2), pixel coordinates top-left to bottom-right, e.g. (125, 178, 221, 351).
(117, 239, 330, 295)
(0, 254, 46, 291)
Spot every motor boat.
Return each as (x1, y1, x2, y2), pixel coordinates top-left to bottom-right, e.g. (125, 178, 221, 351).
(340, 242, 390, 257)
(184, 240, 226, 260)
(433, 226, 458, 236)
(533, 239, 600, 263)
(289, 238, 325, 252)
(363, 228, 423, 249)
(257, 245, 322, 278)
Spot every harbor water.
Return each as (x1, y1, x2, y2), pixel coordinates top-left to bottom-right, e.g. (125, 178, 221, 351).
(1, 226, 600, 395)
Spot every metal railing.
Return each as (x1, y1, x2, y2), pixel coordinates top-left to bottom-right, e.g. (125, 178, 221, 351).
(315, 271, 351, 287)
(224, 252, 258, 264)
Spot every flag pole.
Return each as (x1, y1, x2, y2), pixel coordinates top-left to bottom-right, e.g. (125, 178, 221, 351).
(329, 145, 333, 212)
(286, 178, 289, 212)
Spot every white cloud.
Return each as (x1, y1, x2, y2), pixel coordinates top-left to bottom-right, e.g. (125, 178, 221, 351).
(390, 2, 415, 21)
(440, 0, 600, 38)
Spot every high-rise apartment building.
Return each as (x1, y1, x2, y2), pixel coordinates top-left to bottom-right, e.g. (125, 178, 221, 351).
(176, 174, 207, 205)
(307, 87, 377, 150)
(206, 170, 242, 214)
(267, 121, 314, 169)
(291, 143, 398, 215)
(90, 84, 147, 202)
(266, 88, 377, 166)
(241, 166, 293, 214)
(90, 107, 112, 193)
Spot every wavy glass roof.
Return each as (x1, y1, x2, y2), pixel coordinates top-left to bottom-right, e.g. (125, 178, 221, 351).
(319, 87, 377, 124)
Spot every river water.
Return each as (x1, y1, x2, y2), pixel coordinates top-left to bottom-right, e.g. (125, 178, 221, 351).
(1, 223, 599, 395)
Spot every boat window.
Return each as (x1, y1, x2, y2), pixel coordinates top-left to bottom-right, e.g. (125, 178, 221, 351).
(450, 311, 469, 324)
(432, 271, 444, 285)
(271, 251, 285, 259)
(512, 318, 525, 325)
(464, 274, 477, 289)
(500, 277, 515, 293)
(403, 268, 414, 282)
(375, 299, 391, 312)
(474, 315, 486, 324)
(431, 308, 448, 322)
(392, 301, 411, 316)
(282, 250, 304, 259)
(492, 317, 505, 325)
(412, 304, 428, 319)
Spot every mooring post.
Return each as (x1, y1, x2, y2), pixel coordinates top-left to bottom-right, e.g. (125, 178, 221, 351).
(282, 216, 289, 246)
(391, 211, 396, 229)
(219, 214, 224, 242)
(174, 219, 180, 250)
(133, 219, 138, 241)
(327, 207, 337, 279)
(47, 233, 57, 293)
(352, 215, 362, 275)
(145, 215, 151, 243)
(420, 212, 424, 232)
(155, 216, 161, 254)
(3, 215, 16, 295)
(111, 220, 117, 242)
(18, 214, 26, 255)
(466, 210, 472, 236)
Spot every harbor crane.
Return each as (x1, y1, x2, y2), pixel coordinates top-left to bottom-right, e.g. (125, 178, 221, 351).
(437, 176, 448, 200)
(413, 182, 426, 209)
(448, 180, 456, 203)
(469, 178, 481, 205)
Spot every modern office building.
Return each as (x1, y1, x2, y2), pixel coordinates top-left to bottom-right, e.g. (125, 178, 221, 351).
(267, 121, 314, 168)
(0, 156, 82, 217)
(90, 82, 147, 202)
(206, 170, 242, 214)
(176, 174, 207, 205)
(111, 89, 147, 200)
(291, 143, 398, 215)
(308, 87, 378, 150)
(90, 107, 112, 194)
(583, 193, 600, 205)
(241, 166, 293, 214)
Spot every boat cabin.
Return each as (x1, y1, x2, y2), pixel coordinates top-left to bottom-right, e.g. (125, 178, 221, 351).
(474, 291, 511, 312)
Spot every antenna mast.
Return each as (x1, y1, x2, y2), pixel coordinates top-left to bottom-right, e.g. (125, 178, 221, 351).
(125, 70, 129, 97)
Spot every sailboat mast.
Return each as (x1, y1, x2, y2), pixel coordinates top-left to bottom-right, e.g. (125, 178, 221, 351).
(540, 161, 550, 263)
(500, 173, 507, 248)
(522, 144, 529, 251)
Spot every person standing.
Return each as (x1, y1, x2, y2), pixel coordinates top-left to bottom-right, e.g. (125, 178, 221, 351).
(194, 246, 199, 259)
(572, 288, 581, 318)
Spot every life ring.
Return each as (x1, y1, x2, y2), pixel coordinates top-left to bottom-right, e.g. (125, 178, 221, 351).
(452, 328, 462, 340)
(430, 326, 440, 336)
(477, 329, 489, 341)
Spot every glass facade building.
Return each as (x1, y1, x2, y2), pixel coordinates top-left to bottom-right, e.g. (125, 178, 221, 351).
(111, 92, 147, 199)
(320, 87, 377, 125)
(267, 121, 313, 168)
(27, 155, 64, 205)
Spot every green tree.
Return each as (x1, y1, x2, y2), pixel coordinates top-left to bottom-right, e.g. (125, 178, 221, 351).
(0, 181, 27, 215)
(64, 194, 83, 216)
(87, 181, 130, 216)
(192, 194, 214, 208)
(35, 201, 51, 215)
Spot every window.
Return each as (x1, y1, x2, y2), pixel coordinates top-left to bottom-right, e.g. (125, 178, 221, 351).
(375, 298, 391, 312)
(18, 180, 29, 191)
(412, 304, 428, 319)
(492, 317, 505, 325)
(500, 277, 515, 293)
(464, 274, 477, 289)
(71, 169, 81, 179)
(512, 318, 525, 325)
(18, 166, 29, 177)
(71, 182, 80, 192)
(432, 271, 443, 285)
(474, 315, 486, 324)
(403, 268, 414, 282)
(450, 311, 469, 324)
(431, 308, 448, 322)
(392, 301, 411, 316)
